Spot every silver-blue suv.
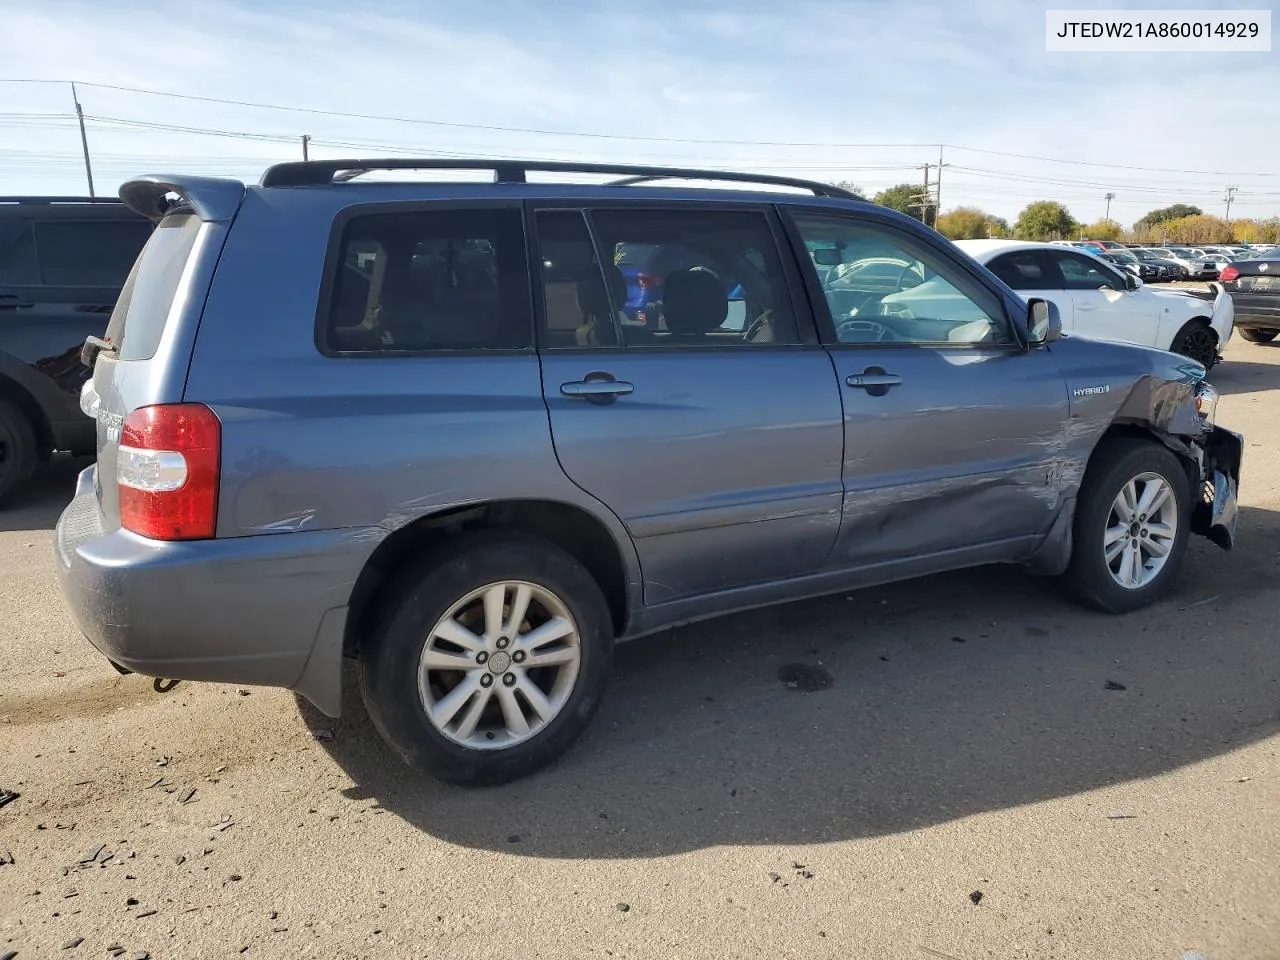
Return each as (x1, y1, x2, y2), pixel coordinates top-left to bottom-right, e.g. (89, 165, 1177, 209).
(55, 160, 1242, 785)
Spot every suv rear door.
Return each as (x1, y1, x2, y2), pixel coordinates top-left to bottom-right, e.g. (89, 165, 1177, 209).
(784, 207, 1070, 570)
(532, 202, 845, 605)
(88, 209, 214, 528)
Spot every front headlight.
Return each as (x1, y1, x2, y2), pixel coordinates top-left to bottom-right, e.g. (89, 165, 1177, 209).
(1195, 381, 1219, 427)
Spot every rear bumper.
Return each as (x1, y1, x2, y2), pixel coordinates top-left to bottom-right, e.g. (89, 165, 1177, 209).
(1230, 292, 1280, 329)
(54, 465, 373, 716)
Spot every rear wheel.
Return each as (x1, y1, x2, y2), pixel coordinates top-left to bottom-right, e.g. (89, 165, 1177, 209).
(1062, 439, 1191, 613)
(1237, 327, 1279, 344)
(1170, 320, 1219, 369)
(359, 531, 613, 785)
(0, 400, 38, 507)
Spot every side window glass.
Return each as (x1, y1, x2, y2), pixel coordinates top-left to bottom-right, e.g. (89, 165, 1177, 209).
(0, 222, 39, 285)
(322, 207, 531, 353)
(535, 211, 620, 348)
(1056, 253, 1118, 291)
(35, 220, 153, 287)
(589, 208, 798, 346)
(792, 213, 1012, 346)
(987, 252, 1051, 291)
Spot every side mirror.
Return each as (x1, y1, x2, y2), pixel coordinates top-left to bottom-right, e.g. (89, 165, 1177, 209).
(1028, 298, 1061, 345)
(1124, 272, 1140, 291)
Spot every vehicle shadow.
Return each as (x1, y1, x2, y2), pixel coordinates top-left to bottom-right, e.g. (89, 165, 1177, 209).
(302, 504, 1280, 859)
(1208, 355, 1280, 396)
(0, 455, 89, 534)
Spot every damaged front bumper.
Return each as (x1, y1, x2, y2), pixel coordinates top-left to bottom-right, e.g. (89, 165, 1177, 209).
(1191, 425, 1241, 549)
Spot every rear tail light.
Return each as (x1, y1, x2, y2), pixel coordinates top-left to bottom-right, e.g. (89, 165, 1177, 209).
(1219, 265, 1240, 282)
(118, 403, 221, 540)
(637, 272, 660, 289)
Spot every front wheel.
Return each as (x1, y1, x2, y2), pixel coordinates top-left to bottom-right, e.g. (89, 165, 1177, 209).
(1169, 320, 1219, 369)
(1237, 327, 1279, 344)
(359, 531, 613, 785)
(1062, 439, 1192, 614)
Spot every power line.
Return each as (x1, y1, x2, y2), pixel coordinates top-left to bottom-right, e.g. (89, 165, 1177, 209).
(5, 77, 1279, 178)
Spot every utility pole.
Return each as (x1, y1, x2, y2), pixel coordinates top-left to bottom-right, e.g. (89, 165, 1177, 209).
(916, 163, 932, 226)
(935, 146, 944, 217)
(1104, 191, 1115, 221)
(1224, 185, 1238, 221)
(301, 134, 311, 161)
(70, 82, 95, 198)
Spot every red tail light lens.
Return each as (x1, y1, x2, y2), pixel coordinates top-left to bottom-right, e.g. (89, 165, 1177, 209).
(637, 272, 660, 289)
(1219, 265, 1240, 282)
(118, 403, 221, 540)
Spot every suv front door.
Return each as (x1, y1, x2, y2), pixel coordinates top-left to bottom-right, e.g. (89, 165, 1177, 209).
(532, 204, 845, 605)
(786, 209, 1070, 572)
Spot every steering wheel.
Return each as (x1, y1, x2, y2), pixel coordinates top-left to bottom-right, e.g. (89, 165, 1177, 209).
(836, 318, 892, 343)
(743, 309, 773, 343)
(896, 263, 925, 289)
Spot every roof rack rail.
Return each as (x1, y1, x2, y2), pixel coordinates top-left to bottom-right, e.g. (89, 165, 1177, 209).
(259, 158, 859, 199)
(0, 196, 122, 204)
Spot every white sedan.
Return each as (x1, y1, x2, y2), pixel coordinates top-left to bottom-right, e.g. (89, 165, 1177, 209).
(948, 239, 1233, 369)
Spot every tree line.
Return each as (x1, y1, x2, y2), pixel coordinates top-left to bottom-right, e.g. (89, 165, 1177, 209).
(839, 181, 1280, 244)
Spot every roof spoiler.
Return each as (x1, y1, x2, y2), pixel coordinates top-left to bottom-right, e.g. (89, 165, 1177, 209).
(119, 175, 246, 223)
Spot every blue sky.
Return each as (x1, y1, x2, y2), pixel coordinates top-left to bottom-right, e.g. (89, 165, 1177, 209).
(1, 0, 1277, 225)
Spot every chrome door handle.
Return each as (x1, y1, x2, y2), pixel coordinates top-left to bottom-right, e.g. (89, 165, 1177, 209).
(560, 377, 634, 401)
(845, 373, 902, 389)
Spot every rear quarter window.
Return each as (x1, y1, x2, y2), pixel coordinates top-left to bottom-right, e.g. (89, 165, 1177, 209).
(319, 206, 531, 354)
(104, 213, 202, 361)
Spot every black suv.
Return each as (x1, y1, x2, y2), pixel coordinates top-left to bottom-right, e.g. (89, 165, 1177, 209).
(0, 197, 152, 503)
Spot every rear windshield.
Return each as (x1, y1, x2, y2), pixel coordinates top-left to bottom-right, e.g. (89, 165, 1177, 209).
(104, 213, 201, 361)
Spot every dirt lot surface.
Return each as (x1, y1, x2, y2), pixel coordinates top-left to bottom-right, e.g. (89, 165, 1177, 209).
(2, 338, 1278, 960)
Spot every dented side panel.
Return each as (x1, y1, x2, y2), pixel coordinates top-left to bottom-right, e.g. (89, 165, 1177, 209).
(825, 346, 1070, 566)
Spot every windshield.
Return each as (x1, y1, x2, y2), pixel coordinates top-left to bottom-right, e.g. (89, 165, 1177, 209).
(103, 212, 202, 361)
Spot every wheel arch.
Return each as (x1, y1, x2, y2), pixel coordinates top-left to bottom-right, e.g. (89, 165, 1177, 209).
(1092, 421, 1200, 497)
(343, 498, 637, 657)
(0, 369, 53, 454)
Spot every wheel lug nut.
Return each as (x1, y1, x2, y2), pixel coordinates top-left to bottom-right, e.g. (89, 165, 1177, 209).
(503, 673, 516, 687)
(480, 674, 493, 688)
(476, 651, 489, 665)
(496, 637, 510, 650)
(512, 650, 526, 664)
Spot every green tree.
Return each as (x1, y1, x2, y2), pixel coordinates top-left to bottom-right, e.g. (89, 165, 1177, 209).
(1082, 218, 1124, 241)
(829, 180, 866, 199)
(1135, 203, 1203, 231)
(873, 183, 924, 219)
(985, 215, 1011, 238)
(935, 206, 1006, 240)
(1160, 214, 1233, 244)
(1013, 201, 1077, 241)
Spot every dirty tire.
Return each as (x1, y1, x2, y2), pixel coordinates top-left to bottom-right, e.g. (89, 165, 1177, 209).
(1237, 327, 1279, 344)
(1062, 438, 1191, 614)
(0, 399, 38, 508)
(359, 530, 613, 786)
(1169, 320, 1219, 369)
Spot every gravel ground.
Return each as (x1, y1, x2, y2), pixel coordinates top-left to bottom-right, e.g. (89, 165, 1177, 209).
(2, 337, 1278, 960)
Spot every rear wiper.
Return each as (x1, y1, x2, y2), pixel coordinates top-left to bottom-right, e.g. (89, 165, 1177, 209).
(80, 335, 117, 368)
